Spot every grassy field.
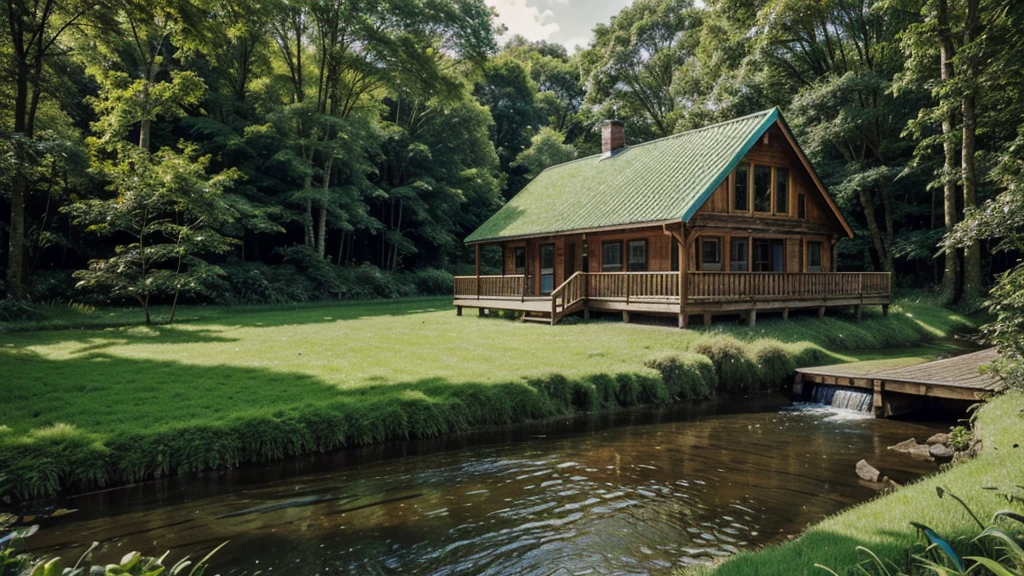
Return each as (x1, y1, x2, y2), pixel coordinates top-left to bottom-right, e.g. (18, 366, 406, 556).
(693, 390, 1024, 576)
(1, 296, 972, 499)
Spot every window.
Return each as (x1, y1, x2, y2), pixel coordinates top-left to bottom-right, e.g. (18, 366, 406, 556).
(798, 194, 806, 219)
(602, 241, 623, 272)
(808, 241, 822, 272)
(753, 165, 772, 212)
(627, 240, 647, 271)
(733, 164, 749, 212)
(539, 244, 555, 294)
(730, 238, 748, 271)
(775, 168, 789, 214)
(701, 237, 722, 271)
(513, 247, 526, 274)
(670, 239, 679, 272)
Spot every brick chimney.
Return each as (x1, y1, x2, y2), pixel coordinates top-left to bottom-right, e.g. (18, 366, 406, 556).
(601, 120, 626, 155)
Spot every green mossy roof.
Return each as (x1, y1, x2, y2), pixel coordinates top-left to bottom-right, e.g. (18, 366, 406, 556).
(466, 108, 780, 243)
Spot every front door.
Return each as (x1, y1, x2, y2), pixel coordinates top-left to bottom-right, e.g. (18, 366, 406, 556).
(565, 243, 577, 279)
(753, 240, 785, 272)
(539, 244, 555, 294)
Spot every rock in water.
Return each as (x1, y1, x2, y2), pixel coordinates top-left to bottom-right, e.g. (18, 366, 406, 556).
(926, 433, 949, 446)
(909, 444, 934, 461)
(856, 459, 881, 482)
(929, 444, 954, 460)
(888, 438, 918, 453)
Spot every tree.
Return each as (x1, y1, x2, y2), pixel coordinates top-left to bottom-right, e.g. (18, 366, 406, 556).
(474, 56, 540, 197)
(69, 145, 238, 324)
(581, 0, 703, 140)
(2, 0, 93, 298)
(513, 127, 577, 179)
(754, 0, 922, 273)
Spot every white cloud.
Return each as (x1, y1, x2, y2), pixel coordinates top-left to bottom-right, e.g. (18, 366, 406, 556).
(486, 0, 561, 42)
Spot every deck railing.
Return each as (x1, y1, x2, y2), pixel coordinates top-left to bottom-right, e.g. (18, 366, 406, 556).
(455, 271, 890, 304)
(551, 271, 587, 318)
(587, 272, 679, 302)
(687, 272, 890, 301)
(453, 274, 532, 299)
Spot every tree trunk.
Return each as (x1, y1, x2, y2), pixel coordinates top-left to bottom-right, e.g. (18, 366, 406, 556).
(877, 179, 895, 272)
(937, 0, 962, 302)
(6, 178, 26, 299)
(317, 204, 327, 259)
(960, 0, 983, 302)
(857, 188, 888, 272)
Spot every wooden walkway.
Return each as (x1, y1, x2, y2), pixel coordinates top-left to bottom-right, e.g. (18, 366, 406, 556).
(795, 348, 1004, 417)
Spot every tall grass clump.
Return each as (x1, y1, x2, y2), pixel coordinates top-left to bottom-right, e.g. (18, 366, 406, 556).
(645, 353, 717, 400)
(691, 335, 759, 392)
(747, 340, 795, 388)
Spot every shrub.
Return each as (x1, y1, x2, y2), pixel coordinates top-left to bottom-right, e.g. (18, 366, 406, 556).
(405, 268, 454, 296)
(0, 299, 42, 323)
(645, 353, 717, 400)
(692, 335, 758, 392)
(748, 339, 795, 389)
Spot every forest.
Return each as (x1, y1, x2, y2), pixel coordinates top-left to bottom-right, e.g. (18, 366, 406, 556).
(2, 0, 1023, 331)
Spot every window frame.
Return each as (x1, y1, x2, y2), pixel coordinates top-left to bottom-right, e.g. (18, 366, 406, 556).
(627, 239, 647, 272)
(733, 163, 750, 212)
(753, 165, 772, 213)
(601, 240, 623, 272)
(700, 237, 722, 271)
(775, 168, 789, 215)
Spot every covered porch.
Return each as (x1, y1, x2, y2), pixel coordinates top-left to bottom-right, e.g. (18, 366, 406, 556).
(453, 270, 892, 327)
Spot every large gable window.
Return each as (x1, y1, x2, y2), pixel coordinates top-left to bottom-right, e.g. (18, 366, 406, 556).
(753, 165, 772, 212)
(775, 168, 789, 215)
(602, 241, 623, 272)
(733, 164, 749, 212)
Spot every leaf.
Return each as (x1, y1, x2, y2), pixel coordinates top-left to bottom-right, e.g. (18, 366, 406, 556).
(813, 564, 842, 576)
(992, 510, 1024, 526)
(963, 556, 1018, 576)
(912, 522, 966, 572)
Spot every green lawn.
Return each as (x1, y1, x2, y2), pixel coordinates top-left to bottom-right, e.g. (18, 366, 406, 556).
(694, 390, 1024, 576)
(0, 296, 972, 499)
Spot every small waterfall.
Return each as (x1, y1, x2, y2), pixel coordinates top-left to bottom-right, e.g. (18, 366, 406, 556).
(809, 385, 874, 413)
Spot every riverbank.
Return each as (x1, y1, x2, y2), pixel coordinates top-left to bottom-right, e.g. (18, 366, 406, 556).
(1, 296, 971, 500)
(695, 390, 1024, 576)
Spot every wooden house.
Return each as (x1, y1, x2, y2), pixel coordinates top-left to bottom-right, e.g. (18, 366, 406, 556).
(454, 108, 890, 326)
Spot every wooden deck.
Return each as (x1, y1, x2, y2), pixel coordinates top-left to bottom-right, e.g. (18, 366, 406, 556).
(454, 271, 891, 326)
(795, 348, 1004, 417)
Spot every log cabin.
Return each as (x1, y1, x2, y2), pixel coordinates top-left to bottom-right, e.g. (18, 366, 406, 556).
(454, 108, 891, 327)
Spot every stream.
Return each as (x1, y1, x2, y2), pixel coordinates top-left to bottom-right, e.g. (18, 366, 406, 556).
(24, 394, 944, 575)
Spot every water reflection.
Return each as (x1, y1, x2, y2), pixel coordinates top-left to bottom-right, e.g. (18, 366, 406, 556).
(27, 395, 943, 575)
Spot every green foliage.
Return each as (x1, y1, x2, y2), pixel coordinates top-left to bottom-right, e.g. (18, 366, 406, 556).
(948, 426, 972, 452)
(513, 127, 577, 179)
(0, 538, 225, 576)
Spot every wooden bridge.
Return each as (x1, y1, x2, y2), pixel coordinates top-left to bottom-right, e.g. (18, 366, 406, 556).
(794, 348, 1004, 417)
(454, 271, 891, 327)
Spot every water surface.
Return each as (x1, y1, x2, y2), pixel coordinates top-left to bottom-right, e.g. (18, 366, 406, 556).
(27, 395, 942, 575)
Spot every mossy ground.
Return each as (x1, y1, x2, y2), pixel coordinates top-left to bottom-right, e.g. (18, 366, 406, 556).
(0, 296, 971, 499)
(689, 391, 1024, 576)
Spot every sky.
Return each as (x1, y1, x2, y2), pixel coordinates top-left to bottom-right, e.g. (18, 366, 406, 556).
(484, 0, 635, 52)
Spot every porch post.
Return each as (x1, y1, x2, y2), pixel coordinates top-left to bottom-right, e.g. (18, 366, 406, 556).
(678, 225, 688, 329)
(475, 244, 481, 299)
